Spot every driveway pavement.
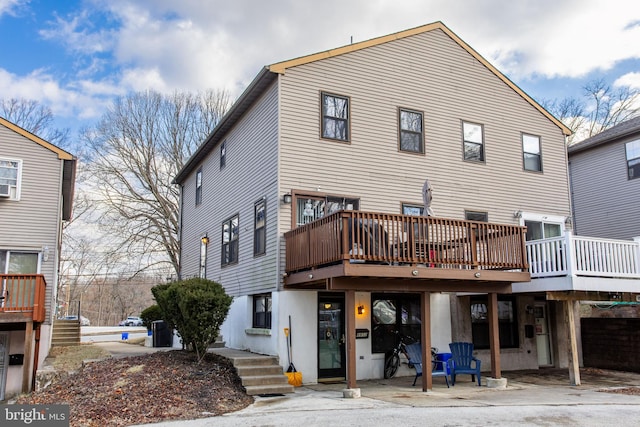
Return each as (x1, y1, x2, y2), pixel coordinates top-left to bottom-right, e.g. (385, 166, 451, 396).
(96, 343, 640, 427)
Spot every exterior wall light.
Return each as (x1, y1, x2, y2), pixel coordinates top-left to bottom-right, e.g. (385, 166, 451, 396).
(283, 193, 292, 204)
(201, 235, 209, 245)
(357, 305, 365, 315)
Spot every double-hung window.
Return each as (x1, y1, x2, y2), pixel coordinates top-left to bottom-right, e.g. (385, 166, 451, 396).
(399, 109, 424, 154)
(221, 214, 239, 266)
(195, 168, 202, 206)
(522, 133, 542, 172)
(321, 92, 349, 141)
(462, 121, 484, 162)
(254, 198, 266, 256)
(0, 158, 22, 200)
(220, 140, 226, 169)
(252, 293, 272, 329)
(625, 139, 640, 179)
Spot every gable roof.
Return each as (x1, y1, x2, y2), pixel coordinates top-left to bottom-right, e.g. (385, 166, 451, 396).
(0, 116, 74, 160)
(568, 116, 640, 155)
(0, 115, 76, 220)
(175, 21, 571, 184)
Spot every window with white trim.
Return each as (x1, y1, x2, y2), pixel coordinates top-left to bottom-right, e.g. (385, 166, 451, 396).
(522, 133, 542, 172)
(0, 158, 22, 200)
(195, 168, 203, 206)
(254, 198, 266, 256)
(625, 139, 640, 179)
(252, 293, 272, 329)
(462, 121, 484, 162)
(221, 214, 239, 266)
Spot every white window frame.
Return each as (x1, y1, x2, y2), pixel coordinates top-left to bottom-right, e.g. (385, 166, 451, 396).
(517, 212, 566, 241)
(0, 158, 22, 200)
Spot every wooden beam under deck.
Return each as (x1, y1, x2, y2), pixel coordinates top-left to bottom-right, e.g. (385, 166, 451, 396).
(284, 263, 529, 292)
(546, 291, 640, 302)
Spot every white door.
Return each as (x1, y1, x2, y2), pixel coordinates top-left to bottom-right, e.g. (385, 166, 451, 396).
(0, 332, 9, 401)
(535, 303, 553, 366)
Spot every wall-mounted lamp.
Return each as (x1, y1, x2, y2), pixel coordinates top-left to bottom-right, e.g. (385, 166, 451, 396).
(283, 193, 292, 204)
(525, 305, 534, 315)
(357, 305, 365, 315)
(42, 246, 49, 262)
(513, 210, 523, 218)
(201, 235, 209, 245)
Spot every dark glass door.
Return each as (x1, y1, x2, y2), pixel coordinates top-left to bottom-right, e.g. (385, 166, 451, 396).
(318, 293, 346, 380)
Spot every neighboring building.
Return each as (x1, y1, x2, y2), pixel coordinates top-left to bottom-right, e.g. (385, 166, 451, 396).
(0, 117, 76, 400)
(175, 22, 576, 389)
(568, 116, 640, 240)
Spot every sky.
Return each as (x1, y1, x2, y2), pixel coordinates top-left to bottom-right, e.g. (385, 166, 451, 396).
(1, 0, 640, 143)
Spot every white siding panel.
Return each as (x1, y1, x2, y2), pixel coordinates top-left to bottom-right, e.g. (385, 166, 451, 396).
(180, 82, 280, 297)
(278, 29, 571, 235)
(570, 137, 640, 240)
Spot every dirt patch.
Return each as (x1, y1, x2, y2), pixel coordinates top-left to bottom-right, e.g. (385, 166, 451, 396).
(16, 350, 253, 427)
(47, 344, 113, 371)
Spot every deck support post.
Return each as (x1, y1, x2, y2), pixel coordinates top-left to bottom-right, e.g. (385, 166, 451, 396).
(22, 320, 34, 393)
(487, 292, 501, 379)
(564, 300, 581, 386)
(420, 291, 432, 391)
(345, 289, 357, 390)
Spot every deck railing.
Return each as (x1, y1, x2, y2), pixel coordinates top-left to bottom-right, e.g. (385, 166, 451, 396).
(284, 210, 528, 273)
(0, 274, 47, 322)
(526, 231, 640, 279)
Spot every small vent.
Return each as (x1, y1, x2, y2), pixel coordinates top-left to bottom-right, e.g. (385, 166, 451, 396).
(0, 184, 10, 197)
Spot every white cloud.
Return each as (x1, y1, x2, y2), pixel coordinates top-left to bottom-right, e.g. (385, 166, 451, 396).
(5, 0, 640, 128)
(615, 72, 640, 89)
(0, 0, 24, 17)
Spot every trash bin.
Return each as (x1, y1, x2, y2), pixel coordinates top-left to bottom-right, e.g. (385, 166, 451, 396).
(435, 353, 452, 374)
(151, 320, 172, 347)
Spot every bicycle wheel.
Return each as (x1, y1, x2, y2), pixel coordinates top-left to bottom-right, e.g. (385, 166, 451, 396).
(384, 353, 400, 378)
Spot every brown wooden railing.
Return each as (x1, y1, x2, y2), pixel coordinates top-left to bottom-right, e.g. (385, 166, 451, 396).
(284, 211, 528, 274)
(0, 274, 47, 322)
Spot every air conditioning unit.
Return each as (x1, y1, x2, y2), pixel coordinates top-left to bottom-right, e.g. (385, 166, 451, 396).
(0, 184, 11, 197)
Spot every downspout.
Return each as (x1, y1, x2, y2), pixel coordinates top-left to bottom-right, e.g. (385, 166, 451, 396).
(31, 324, 41, 391)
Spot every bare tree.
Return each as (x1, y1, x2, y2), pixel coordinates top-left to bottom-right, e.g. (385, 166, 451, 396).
(0, 98, 70, 147)
(543, 79, 640, 144)
(81, 89, 230, 276)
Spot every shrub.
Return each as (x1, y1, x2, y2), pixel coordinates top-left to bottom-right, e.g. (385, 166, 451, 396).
(152, 278, 233, 362)
(140, 304, 163, 329)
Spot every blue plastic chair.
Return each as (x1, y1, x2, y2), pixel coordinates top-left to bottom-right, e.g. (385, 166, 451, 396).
(448, 342, 481, 386)
(405, 343, 449, 387)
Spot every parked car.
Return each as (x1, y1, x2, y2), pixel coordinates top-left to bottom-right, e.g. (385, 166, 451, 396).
(59, 315, 90, 326)
(119, 316, 144, 326)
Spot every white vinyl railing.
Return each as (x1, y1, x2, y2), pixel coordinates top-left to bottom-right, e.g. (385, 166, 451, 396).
(526, 231, 640, 279)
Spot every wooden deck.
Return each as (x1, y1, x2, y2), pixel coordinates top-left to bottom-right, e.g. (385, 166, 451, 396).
(0, 274, 47, 322)
(284, 211, 530, 291)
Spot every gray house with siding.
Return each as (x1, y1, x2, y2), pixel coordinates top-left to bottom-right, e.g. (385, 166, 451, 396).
(0, 117, 76, 400)
(568, 116, 640, 240)
(175, 22, 583, 390)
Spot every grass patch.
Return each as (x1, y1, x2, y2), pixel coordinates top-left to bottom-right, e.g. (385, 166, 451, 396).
(48, 344, 112, 371)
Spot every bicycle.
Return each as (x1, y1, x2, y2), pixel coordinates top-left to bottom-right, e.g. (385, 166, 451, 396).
(383, 331, 438, 379)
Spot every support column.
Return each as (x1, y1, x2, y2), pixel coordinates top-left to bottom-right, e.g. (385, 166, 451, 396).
(345, 290, 357, 390)
(22, 321, 34, 393)
(420, 291, 432, 391)
(487, 292, 501, 379)
(564, 300, 581, 386)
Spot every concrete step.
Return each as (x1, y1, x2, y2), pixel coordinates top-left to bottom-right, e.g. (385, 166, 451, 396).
(233, 356, 280, 367)
(236, 365, 286, 377)
(241, 374, 290, 387)
(244, 383, 295, 396)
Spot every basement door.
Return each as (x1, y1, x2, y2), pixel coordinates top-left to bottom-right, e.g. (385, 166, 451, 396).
(318, 293, 346, 380)
(0, 332, 8, 401)
(535, 302, 553, 366)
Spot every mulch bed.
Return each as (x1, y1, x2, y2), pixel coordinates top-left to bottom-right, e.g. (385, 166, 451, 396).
(15, 350, 253, 426)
